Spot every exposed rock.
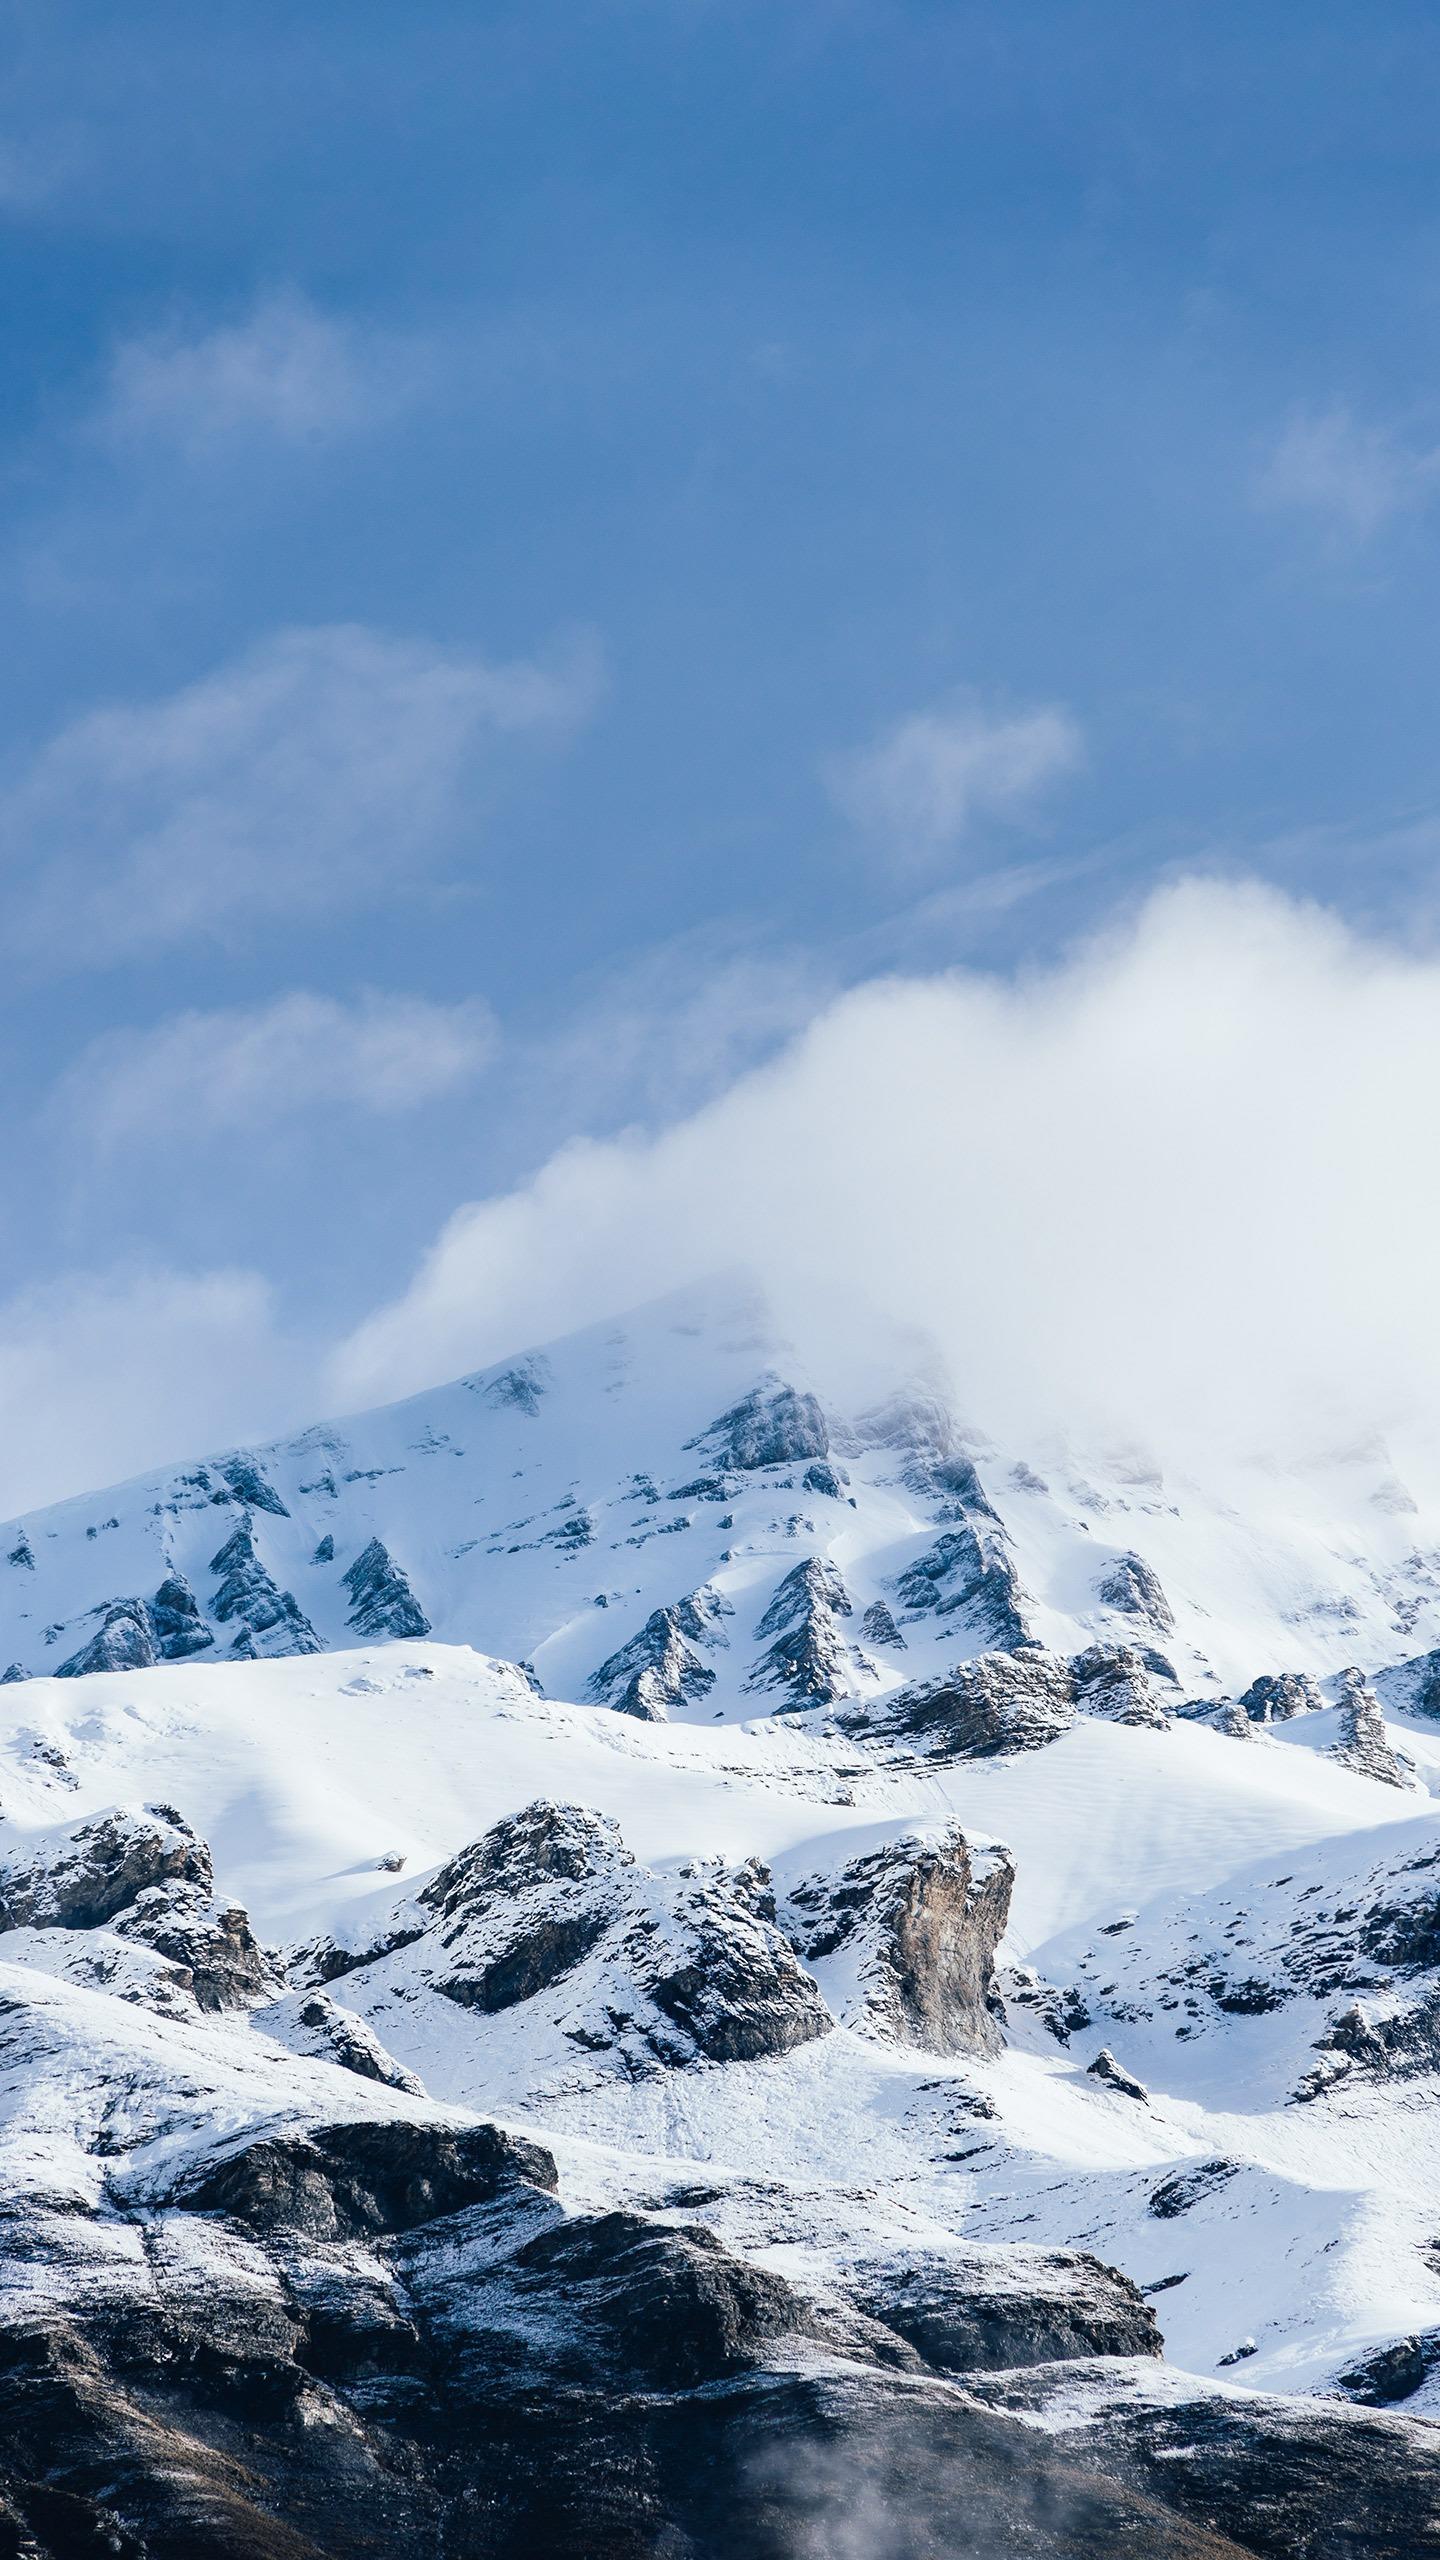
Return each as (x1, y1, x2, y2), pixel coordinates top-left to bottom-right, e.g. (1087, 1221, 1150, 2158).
(1071, 1643, 1172, 1729)
(589, 1590, 729, 1719)
(341, 1536, 431, 1641)
(860, 1599, 906, 1649)
(112, 1877, 275, 2011)
(255, 1989, 425, 2092)
(312, 1532, 335, 1563)
(311, 1801, 834, 2075)
(0, 1805, 210, 1932)
(1087, 2046, 1149, 2101)
(55, 1598, 158, 1678)
(173, 2114, 558, 2238)
(1148, 2159, 1240, 2219)
(785, 1824, 1013, 2054)
(217, 1456, 289, 1516)
(801, 1459, 849, 1499)
(688, 1377, 829, 1471)
(1337, 2328, 1440, 2406)
(471, 1352, 550, 1414)
(6, 1532, 33, 1570)
(871, 1648, 1075, 1761)
(149, 1572, 214, 1660)
(745, 1557, 861, 1707)
(209, 1520, 321, 1659)
(1095, 1550, 1175, 1632)
(849, 2242, 1162, 2372)
(984, 2362, 1440, 2560)
(892, 1526, 1028, 1649)
(1240, 1670, 1323, 1724)
(1334, 1667, 1415, 1789)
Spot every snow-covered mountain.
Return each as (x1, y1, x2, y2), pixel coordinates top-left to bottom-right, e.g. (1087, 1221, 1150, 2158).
(0, 1281, 1435, 2554)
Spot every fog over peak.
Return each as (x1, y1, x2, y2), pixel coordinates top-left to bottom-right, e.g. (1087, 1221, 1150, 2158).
(333, 875, 1440, 1479)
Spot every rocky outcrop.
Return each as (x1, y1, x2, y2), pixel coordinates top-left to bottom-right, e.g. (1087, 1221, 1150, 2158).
(849, 2242, 1162, 2372)
(860, 1599, 906, 1648)
(256, 1989, 425, 2092)
(303, 1800, 834, 2075)
(688, 1376, 829, 1471)
(871, 1647, 1074, 1760)
(56, 1572, 217, 1678)
(217, 1455, 290, 1516)
(589, 1587, 729, 1719)
(1071, 1643, 1172, 1728)
(981, 2362, 1440, 2560)
(1087, 2045, 1149, 2101)
(209, 1520, 320, 1659)
(112, 1876, 275, 2011)
(892, 1526, 1028, 1649)
(1337, 2328, 1440, 2406)
(1333, 1668, 1415, 1789)
(341, 1536, 431, 1640)
(55, 1597, 159, 1677)
(1095, 1550, 1175, 1632)
(0, 1805, 211, 1932)
(1240, 1671, 1323, 1724)
(745, 1556, 861, 1707)
(785, 1824, 1014, 2055)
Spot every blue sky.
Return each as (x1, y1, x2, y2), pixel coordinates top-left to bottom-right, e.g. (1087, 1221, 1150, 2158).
(4, 1, 1440, 1502)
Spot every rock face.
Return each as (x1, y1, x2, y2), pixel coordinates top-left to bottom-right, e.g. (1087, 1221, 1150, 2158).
(1087, 2045, 1149, 2101)
(1095, 1550, 1175, 1632)
(690, 1377, 829, 1471)
(850, 2242, 1162, 2372)
(342, 1535, 432, 1640)
(56, 1572, 217, 1677)
(302, 1799, 835, 2074)
(1239, 1671, 1323, 1724)
(983, 2363, 1440, 2560)
(1071, 1643, 1172, 1728)
(209, 1519, 321, 1659)
(874, 1648, 1075, 1760)
(256, 1988, 427, 2092)
(0, 1805, 211, 1932)
(745, 1556, 862, 1707)
(892, 1526, 1029, 1649)
(785, 1824, 1014, 2055)
(589, 1588, 729, 1719)
(1333, 1667, 1414, 1789)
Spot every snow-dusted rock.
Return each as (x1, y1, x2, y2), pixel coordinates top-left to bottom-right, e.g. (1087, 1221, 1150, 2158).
(302, 1800, 834, 2072)
(871, 1647, 1074, 1759)
(848, 2241, 1161, 2372)
(687, 1375, 829, 1471)
(256, 1989, 425, 2092)
(0, 1804, 211, 1932)
(1095, 1549, 1175, 1632)
(209, 1518, 320, 1659)
(1333, 1667, 1415, 1789)
(1071, 1642, 1173, 1728)
(589, 1588, 728, 1719)
(341, 1535, 431, 1640)
(892, 1525, 1029, 1649)
(1239, 1670, 1323, 1724)
(786, 1823, 1013, 2055)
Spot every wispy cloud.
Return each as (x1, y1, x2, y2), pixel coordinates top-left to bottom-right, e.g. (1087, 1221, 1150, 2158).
(58, 990, 497, 1149)
(1257, 404, 1440, 540)
(0, 622, 600, 965)
(97, 289, 419, 455)
(826, 692, 1083, 867)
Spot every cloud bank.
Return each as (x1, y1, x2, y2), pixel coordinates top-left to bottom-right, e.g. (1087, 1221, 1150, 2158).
(333, 877, 1440, 1468)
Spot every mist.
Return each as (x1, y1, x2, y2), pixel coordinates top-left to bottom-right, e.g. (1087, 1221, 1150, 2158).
(332, 876, 1440, 1472)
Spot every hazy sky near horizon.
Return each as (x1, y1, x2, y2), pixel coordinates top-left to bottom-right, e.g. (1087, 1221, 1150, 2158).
(5, 2, 1440, 1504)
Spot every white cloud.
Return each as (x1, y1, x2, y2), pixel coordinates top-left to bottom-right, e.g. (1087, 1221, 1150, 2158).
(826, 693, 1083, 866)
(331, 876, 1440, 1472)
(0, 1265, 297, 1517)
(1258, 405, 1440, 539)
(98, 289, 414, 454)
(58, 990, 498, 1148)
(0, 621, 598, 963)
